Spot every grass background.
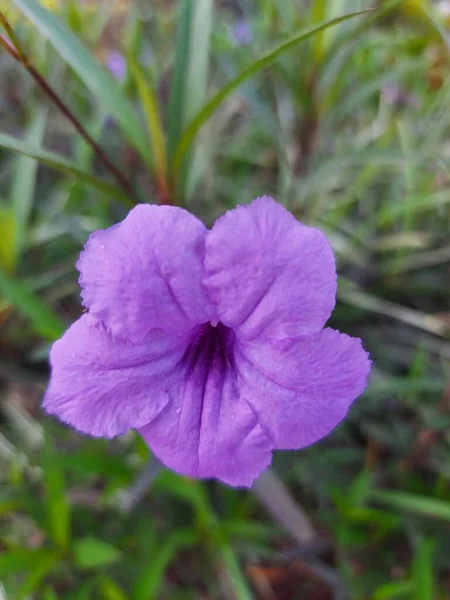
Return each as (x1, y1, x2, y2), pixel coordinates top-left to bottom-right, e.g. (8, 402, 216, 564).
(0, 0, 449, 598)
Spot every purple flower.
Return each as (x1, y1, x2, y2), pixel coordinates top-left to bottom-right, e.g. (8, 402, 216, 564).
(106, 50, 126, 82)
(230, 19, 253, 46)
(382, 84, 418, 109)
(43, 198, 370, 487)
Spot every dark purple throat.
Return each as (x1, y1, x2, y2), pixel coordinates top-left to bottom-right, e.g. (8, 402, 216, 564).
(182, 322, 236, 376)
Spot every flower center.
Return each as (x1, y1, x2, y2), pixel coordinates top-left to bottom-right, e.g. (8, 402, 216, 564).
(182, 322, 236, 376)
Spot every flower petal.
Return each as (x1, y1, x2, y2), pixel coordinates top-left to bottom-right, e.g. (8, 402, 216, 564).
(43, 314, 189, 438)
(78, 205, 215, 344)
(203, 197, 336, 342)
(139, 326, 272, 487)
(236, 329, 371, 449)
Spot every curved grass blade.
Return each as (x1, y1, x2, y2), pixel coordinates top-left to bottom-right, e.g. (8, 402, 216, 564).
(11, 0, 150, 162)
(172, 9, 374, 178)
(338, 285, 449, 337)
(372, 490, 450, 522)
(0, 133, 133, 207)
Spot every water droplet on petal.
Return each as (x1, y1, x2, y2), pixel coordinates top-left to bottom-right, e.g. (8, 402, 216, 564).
(231, 413, 235, 420)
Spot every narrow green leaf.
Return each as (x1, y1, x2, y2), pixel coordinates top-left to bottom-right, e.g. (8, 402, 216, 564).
(411, 538, 435, 600)
(216, 539, 254, 600)
(320, 0, 404, 73)
(172, 9, 373, 178)
(0, 206, 16, 273)
(11, 109, 47, 263)
(167, 0, 193, 162)
(155, 470, 208, 510)
(133, 528, 198, 600)
(43, 588, 59, 600)
(11, 0, 149, 161)
(0, 548, 54, 578)
(0, 133, 133, 206)
(73, 538, 122, 569)
(0, 267, 66, 340)
(182, 487, 255, 600)
(338, 285, 449, 337)
(183, 0, 213, 199)
(42, 440, 71, 548)
(223, 520, 276, 542)
(185, 0, 213, 123)
(17, 550, 61, 600)
(310, 0, 327, 62)
(372, 490, 450, 522)
(129, 58, 168, 196)
(100, 577, 128, 600)
(347, 468, 374, 506)
(372, 580, 414, 600)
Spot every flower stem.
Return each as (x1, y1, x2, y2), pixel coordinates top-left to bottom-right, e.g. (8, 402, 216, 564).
(252, 468, 317, 544)
(118, 455, 163, 512)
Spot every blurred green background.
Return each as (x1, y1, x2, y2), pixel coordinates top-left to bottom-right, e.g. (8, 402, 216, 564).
(0, 0, 449, 598)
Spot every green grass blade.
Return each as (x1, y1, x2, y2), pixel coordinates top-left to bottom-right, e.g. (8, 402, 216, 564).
(0, 549, 45, 578)
(0, 206, 17, 273)
(0, 548, 61, 597)
(372, 490, 450, 522)
(185, 0, 213, 123)
(17, 549, 62, 600)
(132, 528, 198, 600)
(0, 133, 133, 207)
(411, 538, 435, 600)
(43, 588, 59, 600)
(172, 9, 373, 179)
(372, 580, 414, 600)
(154, 473, 253, 599)
(11, 109, 47, 264)
(0, 267, 66, 340)
(129, 58, 169, 201)
(182, 0, 213, 199)
(100, 577, 128, 600)
(320, 0, 403, 72)
(215, 537, 254, 600)
(338, 285, 449, 337)
(310, 0, 327, 62)
(347, 469, 374, 506)
(42, 439, 71, 548)
(11, 0, 149, 161)
(166, 0, 193, 162)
